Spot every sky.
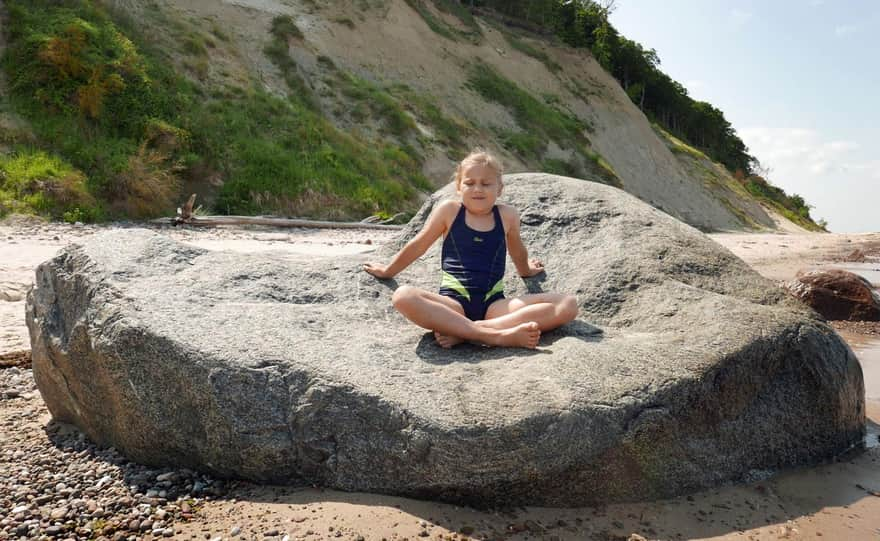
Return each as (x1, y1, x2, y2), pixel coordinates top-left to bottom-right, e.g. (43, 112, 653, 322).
(610, 0, 879, 232)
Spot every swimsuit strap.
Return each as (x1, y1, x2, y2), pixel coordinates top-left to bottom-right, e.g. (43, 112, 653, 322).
(452, 202, 467, 228)
(492, 204, 504, 235)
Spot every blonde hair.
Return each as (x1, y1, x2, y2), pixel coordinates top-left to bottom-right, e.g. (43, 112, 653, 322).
(454, 149, 503, 187)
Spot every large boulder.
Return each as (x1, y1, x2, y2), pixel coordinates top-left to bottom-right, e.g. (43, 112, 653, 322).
(27, 174, 864, 507)
(784, 269, 880, 321)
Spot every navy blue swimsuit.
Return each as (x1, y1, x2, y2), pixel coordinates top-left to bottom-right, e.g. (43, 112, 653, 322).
(439, 204, 506, 320)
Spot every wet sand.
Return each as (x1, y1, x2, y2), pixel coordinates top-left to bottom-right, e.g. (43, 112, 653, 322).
(2, 223, 880, 540)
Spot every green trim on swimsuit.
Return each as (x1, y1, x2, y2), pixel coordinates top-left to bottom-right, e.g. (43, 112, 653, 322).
(484, 278, 505, 301)
(441, 271, 470, 301)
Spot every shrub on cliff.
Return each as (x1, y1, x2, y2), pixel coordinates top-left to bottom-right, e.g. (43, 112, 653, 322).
(0, 150, 99, 221)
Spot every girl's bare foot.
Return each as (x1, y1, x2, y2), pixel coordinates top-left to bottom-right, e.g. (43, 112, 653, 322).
(434, 331, 465, 348)
(491, 322, 541, 349)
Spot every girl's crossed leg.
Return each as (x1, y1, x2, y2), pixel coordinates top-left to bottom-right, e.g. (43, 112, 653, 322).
(483, 292, 578, 331)
(391, 287, 578, 349)
(433, 292, 578, 347)
(391, 286, 541, 348)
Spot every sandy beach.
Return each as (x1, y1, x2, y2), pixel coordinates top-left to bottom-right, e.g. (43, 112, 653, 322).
(2, 221, 879, 540)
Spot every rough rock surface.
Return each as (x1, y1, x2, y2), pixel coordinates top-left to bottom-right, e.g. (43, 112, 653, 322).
(784, 269, 880, 321)
(26, 174, 864, 507)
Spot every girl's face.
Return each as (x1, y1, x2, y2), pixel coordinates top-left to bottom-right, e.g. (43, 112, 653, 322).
(457, 162, 501, 213)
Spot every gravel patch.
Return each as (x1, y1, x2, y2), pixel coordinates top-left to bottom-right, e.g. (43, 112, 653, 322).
(0, 366, 232, 540)
(831, 320, 880, 336)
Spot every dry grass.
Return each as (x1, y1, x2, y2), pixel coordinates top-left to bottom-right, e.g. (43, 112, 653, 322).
(249, 189, 354, 220)
(31, 171, 96, 209)
(110, 142, 181, 218)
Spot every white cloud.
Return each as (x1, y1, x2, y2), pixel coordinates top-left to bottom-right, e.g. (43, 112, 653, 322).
(844, 161, 880, 180)
(739, 126, 878, 231)
(730, 9, 753, 27)
(739, 127, 863, 179)
(834, 24, 858, 36)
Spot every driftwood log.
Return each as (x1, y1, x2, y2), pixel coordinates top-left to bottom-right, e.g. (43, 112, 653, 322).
(152, 194, 404, 230)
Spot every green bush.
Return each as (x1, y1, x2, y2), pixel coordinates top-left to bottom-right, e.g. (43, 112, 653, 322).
(467, 61, 587, 148)
(498, 130, 544, 161)
(541, 158, 577, 177)
(2, 2, 431, 220)
(338, 73, 416, 137)
(404, 0, 455, 40)
(269, 15, 303, 41)
(501, 31, 561, 73)
(0, 150, 100, 220)
(3, 0, 188, 202)
(744, 177, 823, 231)
(190, 90, 429, 218)
(432, 0, 482, 38)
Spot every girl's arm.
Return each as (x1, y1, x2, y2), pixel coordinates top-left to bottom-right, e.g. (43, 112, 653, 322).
(502, 205, 544, 278)
(363, 200, 457, 279)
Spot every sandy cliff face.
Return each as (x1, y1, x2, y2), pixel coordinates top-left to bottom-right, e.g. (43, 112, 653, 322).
(108, 0, 797, 232)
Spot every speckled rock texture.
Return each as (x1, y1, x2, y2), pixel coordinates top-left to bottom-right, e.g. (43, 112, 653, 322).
(26, 174, 865, 507)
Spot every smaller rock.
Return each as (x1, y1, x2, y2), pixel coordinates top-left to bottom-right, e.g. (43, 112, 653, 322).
(784, 269, 880, 321)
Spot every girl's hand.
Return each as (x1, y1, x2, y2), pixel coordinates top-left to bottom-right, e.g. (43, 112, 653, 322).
(522, 258, 545, 277)
(363, 262, 392, 279)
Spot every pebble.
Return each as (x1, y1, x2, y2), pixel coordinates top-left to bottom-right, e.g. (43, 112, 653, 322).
(50, 506, 69, 519)
(231, 525, 242, 536)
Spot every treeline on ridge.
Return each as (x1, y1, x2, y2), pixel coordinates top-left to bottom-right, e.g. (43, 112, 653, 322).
(462, 0, 819, 227)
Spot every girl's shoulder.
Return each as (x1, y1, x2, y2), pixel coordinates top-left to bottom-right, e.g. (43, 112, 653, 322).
(431, 199, 462, 229)
(435, 198, 462, 218)
(496, 203, 520, 230)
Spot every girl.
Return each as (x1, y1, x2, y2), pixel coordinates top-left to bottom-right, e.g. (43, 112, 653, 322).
(363, 150, 577, 348)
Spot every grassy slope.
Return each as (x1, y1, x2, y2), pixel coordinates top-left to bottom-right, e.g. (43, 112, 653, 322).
(0, 0, 430, 221)
(654, 125, 825, 232)
(1, 0, 821, 231)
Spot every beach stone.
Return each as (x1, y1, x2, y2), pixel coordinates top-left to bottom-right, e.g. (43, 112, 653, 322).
(26, 174, 864, 506)
(784, 269, 880, 321)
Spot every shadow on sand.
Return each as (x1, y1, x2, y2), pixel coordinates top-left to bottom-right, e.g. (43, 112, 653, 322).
(197, 433, 880, 540)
